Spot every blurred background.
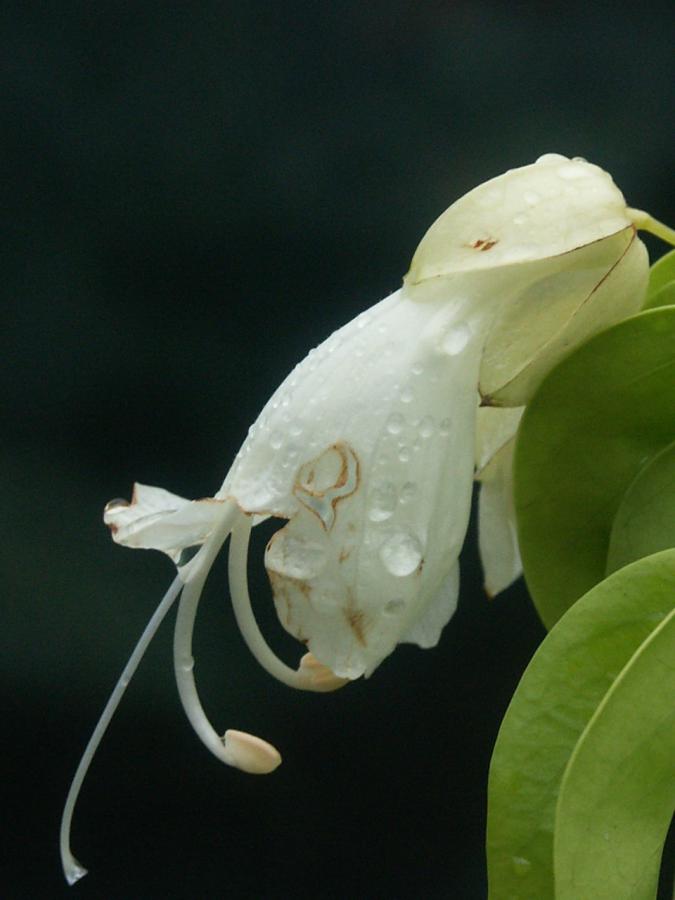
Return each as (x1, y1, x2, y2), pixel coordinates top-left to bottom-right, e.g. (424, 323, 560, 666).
(3, 2, 674, 897)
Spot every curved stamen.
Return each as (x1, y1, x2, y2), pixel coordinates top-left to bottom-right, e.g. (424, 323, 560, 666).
(228, 514, 348, 692)
(173, 501, 281, 773)
(60, 573, 184, 885)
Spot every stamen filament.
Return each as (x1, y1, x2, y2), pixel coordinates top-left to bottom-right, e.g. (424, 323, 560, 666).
(60, 573, 184, 885)
(172, 501, 281, 772)
(228, 515, 347, 692)
(627, 209, 675, 246)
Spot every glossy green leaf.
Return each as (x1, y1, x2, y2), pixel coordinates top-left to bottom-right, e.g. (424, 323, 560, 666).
(643, 281, 675, 310)
(486, 549, 675, 900)
(554, 604, 675, 900)
(514, 306, 675, 628)
(645, 248, 675, 304)
(607, 440, 675, 574)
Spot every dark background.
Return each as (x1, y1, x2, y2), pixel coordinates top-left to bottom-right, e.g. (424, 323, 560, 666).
(4, 2, 674, 898)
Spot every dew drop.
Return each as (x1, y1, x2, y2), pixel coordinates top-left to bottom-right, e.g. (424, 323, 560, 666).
(379, 531, 423, 577)
(289, 423, 303, 437)
(400, 386, 414, 404)
(266, 534, 328, 580)
(524, 191, 540, 206)
(411, 362, 424, 376)
(439, 418, 452, 437)
(399, 482, 417, 505)
(513, 214, 527, 226)
(511, 857, 531, 878)
(367, 482, 398, 522)
(384, 598, 405, 616)
(557, 162, 587, 180)
(398, 446, 410, 463)
(313, 590, 340, 612)
(419, 415, 435, 439)
(441, 322, 471, 356)
(386, 413, 405, 435)
(270, 432, 284, 450)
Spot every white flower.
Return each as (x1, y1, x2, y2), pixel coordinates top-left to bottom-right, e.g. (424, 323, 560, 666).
(63, 153, 669, 884)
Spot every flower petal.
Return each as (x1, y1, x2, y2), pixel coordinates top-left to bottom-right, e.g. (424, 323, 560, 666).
(477, 439, 522, 598)
(237, 286, 496, 677)
(406, 154, 634, 283)
(104, 483, 224, 563)
(400, 561, 459, 649)
(479, 229, 648, 406)
(475, 406, 524, 474)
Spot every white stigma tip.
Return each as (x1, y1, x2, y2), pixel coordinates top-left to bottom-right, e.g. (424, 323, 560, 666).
(298, 652, 350, 692)
(222, 730, 282, 775)
(63, 858, 88, 886)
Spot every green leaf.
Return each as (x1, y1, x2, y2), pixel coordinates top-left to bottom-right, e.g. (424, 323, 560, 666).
(645, 248, 675, 304)
(514, 306, 675, 629)
(607, 439, 675, 574)
(486, 549, 675, 900)
(554, 603, 675, 900)
(643, 281, 675, 311)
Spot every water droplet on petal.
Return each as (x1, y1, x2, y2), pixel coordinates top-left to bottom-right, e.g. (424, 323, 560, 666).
(441, 323, 471, 356)
(368, 482, 398, 522)
(386, 413, 405, 435)
(398, 446, 410, 463)
(419, 416, 435, 439)
(266, 533, 328, 580)
(511, 857, 531, 878)
(399, 482, 417, 505)
(557, 163, 588, 180)
(439, 418, 452, 437)
(524, 191, 541, 205)
(379, 531, 423, 577)
(270, 431, 284, 450)
(536, 152, 567, 164)
(384, 598, 405, 616)
(411, 362, 424, 376)
(400, 386, 413, 404)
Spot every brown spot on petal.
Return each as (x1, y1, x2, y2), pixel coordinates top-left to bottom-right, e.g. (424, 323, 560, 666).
(293, 442, 361, 531)
(468, 237, 498, 251)
(345, 609, 367, 647)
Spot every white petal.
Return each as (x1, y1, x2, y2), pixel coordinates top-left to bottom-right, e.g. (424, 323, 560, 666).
(477, 439, 522, 598)
(231, 285, 497, 678)
(400, 561, 459, 649)
(104, 483, 224, 563)
(102, 155, 652, 687)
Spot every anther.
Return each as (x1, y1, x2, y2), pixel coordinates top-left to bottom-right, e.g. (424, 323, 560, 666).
(222, 730, 282, 774)
(297, 652, 349, 692)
